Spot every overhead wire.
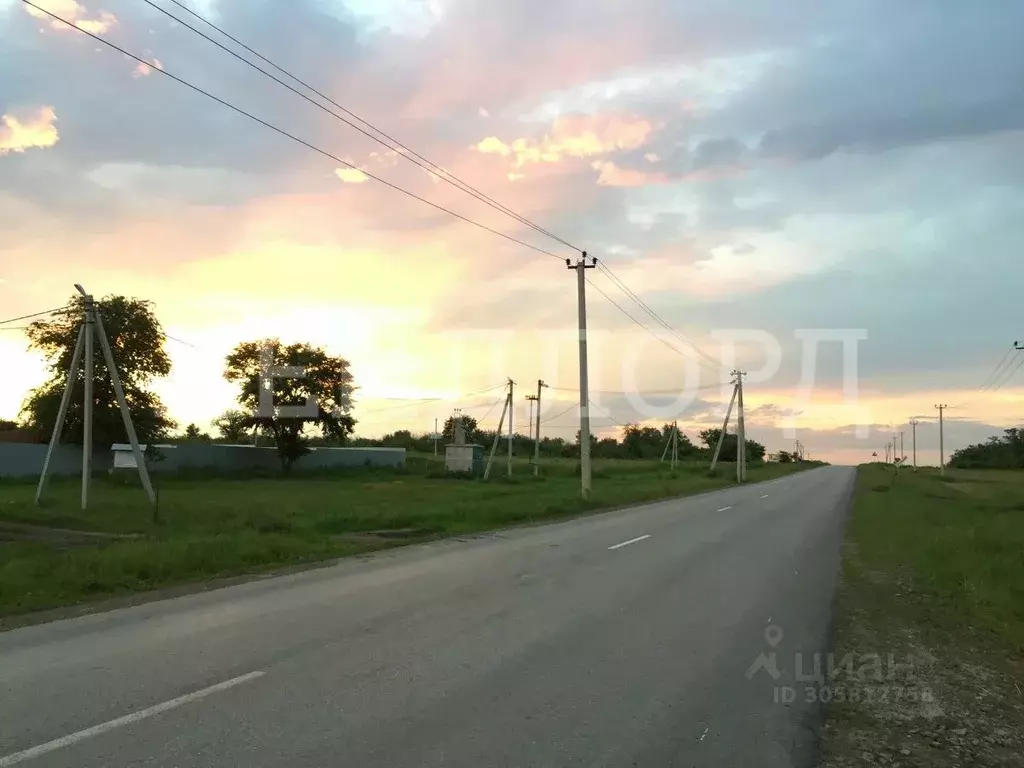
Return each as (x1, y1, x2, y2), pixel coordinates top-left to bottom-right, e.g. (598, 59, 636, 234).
(146, 0, 579, 255)
(595, 261, 727, 370)
(977, 344, 1018, 391)
(23, 0, 564, 263)
(586, 276, 723, 369)
(989, 354, 1024, 393)
(539, 401, 578, 424)
(26, 0, 744, 383)
(0, 306, 71, 326)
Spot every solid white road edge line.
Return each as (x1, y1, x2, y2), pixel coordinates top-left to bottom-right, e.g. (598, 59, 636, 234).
(608, 534, 651, 550)
(716, 506, 732, 512)
(0, 671, 266, 767)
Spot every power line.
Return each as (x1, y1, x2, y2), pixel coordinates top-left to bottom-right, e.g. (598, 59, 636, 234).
(977, 344, 1018, 391)
(358, 382, 506, 415)
(540, 401, 578, 424)
(549, 383, 730, 395)
(24, 1, 564, 263)
(474, 395, 507, 425)
(585, 276, 720, 369)
(595, 262, 727, 369)
(989, 354, 1024, 392)
(0, 306, 70, 326)
(147, 0, 579, 255)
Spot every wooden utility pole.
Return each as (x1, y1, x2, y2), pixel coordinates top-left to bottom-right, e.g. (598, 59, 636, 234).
(568, 253, 597, 498)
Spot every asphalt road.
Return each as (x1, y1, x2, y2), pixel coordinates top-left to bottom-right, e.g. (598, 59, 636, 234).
(0, 466, 854, 767)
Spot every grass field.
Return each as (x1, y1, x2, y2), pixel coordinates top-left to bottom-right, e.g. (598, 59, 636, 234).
(822, 464, 1024, 767)
(0, 454, 812, 618)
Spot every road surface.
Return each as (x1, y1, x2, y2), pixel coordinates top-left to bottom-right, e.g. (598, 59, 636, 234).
(0, 466, 854, 767)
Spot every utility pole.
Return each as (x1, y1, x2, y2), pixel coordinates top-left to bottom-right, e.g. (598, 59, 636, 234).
(483, 385, 511, 480)
(671, 420, 679, 471)
(36, 284, 155, 508)
(910, 419, 918, 470)
(528, 380, 547, 476)
(507, 378, 515, 477)
(935, 404, 947, 474)
(568, 253, 597, 498)
(82, 289, 95, 509)
(710, 375, 739, 471)
(736, 370, 747, 483)
(900, 431, 904, 463)
(433, 417, 439, 456)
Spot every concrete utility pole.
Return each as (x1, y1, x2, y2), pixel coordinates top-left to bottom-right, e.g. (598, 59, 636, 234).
(528, 380, 547, 476)
(900, 431, 904, 463)
(736, 371, 747, 483)
(935, 404, 947, 474)
(507, 378, 515, 477)
(82, 289, 95, 509)
(36, 284, 155, 509)
(483, 387, 511, 480)
(568, 253, 597, 499)
(671, 420, 679, 471)
(433, 417, 438, 456)
(710, 378, 739, 471)
(910, 419, 918, 470)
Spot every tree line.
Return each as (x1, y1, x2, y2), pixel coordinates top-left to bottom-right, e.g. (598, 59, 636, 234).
(16, 294, 355, 473)
(948, 427, 1024, 469)
(11, 293, 778, 472)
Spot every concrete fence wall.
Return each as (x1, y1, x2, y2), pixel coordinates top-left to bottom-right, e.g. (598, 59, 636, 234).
(0, 444, 404, 479)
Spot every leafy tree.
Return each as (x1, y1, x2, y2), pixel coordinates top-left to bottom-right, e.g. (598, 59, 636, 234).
(949, 427, 1024, 469)
(0, 419, 17, 431)
(443, 414, 479, 443)
(213, 409, 252, 443)
(698, 428, 765, 463)
(224, 339, 356, 473)
(20, 295, 175, 447)
(181, 423, 212, 442)
(777, 450, 794, 463)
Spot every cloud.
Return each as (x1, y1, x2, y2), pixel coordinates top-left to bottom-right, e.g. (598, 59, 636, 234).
(591, 160, 667, 188)
(474, 113, 656, 168)
(0, 105, 59, 155)
(132, 58, 164, 79)
(335, 167, 369, 184)
(23, 0, 116, 34)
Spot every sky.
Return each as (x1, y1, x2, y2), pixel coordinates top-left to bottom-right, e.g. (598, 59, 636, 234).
(1, 0, 1023, 466)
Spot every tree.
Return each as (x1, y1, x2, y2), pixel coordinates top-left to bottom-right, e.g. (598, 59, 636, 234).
(224, 339, 356, 473)
(777, 450, 794, 463)
(443, 414, 479, 443)
(0, 419, 17, 431)
(182, 423, 211, 442)
(213, 409, 252, 443)
(698, 428, 764, 463)
(20, 295, 175, 448)
(950, 427, 1024, 469)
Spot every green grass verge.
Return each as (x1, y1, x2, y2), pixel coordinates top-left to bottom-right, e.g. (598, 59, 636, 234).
(822, 464, 1024, 767)
(844, 464, 1024, 651)
(0, 457, 811, 616)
